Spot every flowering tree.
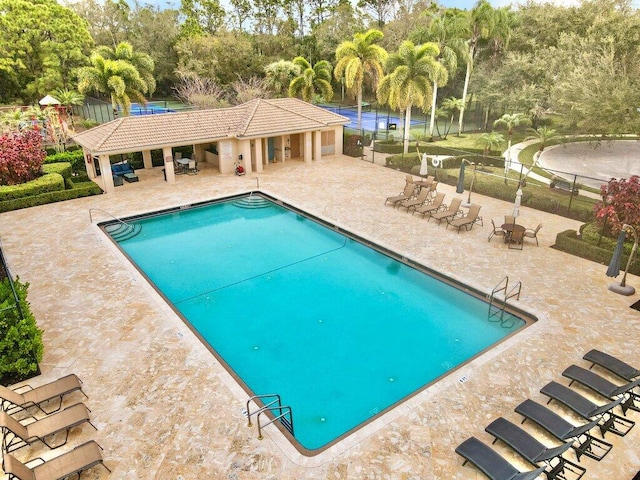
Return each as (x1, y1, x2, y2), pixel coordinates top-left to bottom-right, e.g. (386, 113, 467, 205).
(595, 176, 640, 235)
(0, 130, 46, 185)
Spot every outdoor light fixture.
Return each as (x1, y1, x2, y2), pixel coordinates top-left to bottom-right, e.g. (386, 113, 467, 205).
(607, 224, 638, 296)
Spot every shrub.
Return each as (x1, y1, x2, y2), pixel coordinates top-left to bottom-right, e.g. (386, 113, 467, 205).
(0, 181, 102, 212)
(45, 150, 85, 173)
(0, 173, 66, 201)
(0, 130, 46, 185)
(554, 229, 640, 276)
(42, 162, 72, 179)
(0, 277, 44, 385)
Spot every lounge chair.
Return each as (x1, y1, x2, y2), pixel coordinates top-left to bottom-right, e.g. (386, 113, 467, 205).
(583, 349, 640, 381)
(489, 219, 506, 242)
(447, 204, 482, 232)
(413, 175, 434, 189)
(430, 197, 463, 224)
(485, 417, 585, 480)
(0, 374, 85, 415)
(413, 192, 445, 218)
(398, 186, 430, 211)
(3, 440, 111, 480)
(562, 364, 640, 414)
(0, 403, 95, 452)
(515, 399, 612, 461)
(455, 436, 546, 480)
(540, 381, 634, 437)
(385, 182, 416, 207)
(524, 224, 542, 246)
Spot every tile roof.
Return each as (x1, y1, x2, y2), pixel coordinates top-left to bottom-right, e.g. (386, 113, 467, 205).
(73, 98, 349, 155)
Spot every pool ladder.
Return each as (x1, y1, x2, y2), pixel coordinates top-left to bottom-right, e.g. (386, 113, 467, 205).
(89, 208, 142, 241)
(488, 276, 521, 327)
(244, 394, 294, 439)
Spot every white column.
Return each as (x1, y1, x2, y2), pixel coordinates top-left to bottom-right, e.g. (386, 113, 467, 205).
(303, 131, 312, 163)
(254, 138, 264, 173)
(334, 126, 344, 154)
(279, 135, 286, 163)
(142, 150, 152, 169)
(82, 148, 96, 179)
(313, 130, 322, 161)
(98, 155, 114, 194)
(239, 139, 252, 174)
(162, 146, 175, 184)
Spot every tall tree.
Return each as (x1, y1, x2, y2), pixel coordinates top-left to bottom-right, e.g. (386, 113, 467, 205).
(228, 0, 252, 33)
(377, 41, 448, 153)
(265, 60, 301, 97)
(412, 10, 469, 139)
(288, 57, 333, 102)
(459, 0, 509, 135)
(0, 0, 93, 103)
(77, 52, 148, 116)
(334, 29, 387, 130)
(93, 42, 156, 98)
(180, 0, 226, 36)
(358, 0, 395, 28)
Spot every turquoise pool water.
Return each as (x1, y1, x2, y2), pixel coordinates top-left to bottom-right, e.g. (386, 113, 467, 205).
(107, 195, 527, 453)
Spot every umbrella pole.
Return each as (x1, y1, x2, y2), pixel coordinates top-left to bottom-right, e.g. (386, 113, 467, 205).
(609, 224, 638, 295)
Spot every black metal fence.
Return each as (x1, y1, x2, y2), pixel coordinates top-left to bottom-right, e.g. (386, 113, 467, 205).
(0, 242, 23, 320)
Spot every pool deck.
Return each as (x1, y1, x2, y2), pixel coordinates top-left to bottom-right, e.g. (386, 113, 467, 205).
(0, 155, 639, 479)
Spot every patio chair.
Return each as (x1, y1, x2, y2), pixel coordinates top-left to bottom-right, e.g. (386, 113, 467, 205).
(398, 186, 430, 211)
(188, 159, 197, 174)
(485, 417, 585, 480)
(447, 204, 482, 232)
(0, 374, 85, 415)
(3, 440, 111, 480)
(455, 436, 546, 480)
(413, 192, 445, 218)
(540, 381, 634, 437)
(515, 399, 612, 461)
(562, 364, 640, 414)
(509, 226, 525, 250)
(385, 182, 416, 207)
(505, 215, 516, 226)
(524, 224, 542, 246)
(430, 197, 463, 224)
(0, 403, 96, 452)
(489, 219, 506, 242)
(583, 349, 640, 381)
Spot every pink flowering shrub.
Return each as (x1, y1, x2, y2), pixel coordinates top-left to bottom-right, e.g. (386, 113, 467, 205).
(594, 175, 640, 235)
(0, 130, 46, 185)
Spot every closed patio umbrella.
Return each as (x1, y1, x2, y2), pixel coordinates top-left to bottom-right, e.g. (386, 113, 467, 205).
(513, 187, 523, 217)
(606, 230, 627, 278)
(456, 161, 466, 194)
(420, 153, 428, 176)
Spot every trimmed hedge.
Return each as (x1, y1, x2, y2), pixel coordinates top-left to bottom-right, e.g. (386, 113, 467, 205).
(554, 229, 640, 276)
(375, 141, 487, 156)
(0, 181, 102, 212)
(0, 172, 65, 201)
(42, 162, 72, 179)
(44, 150, 85, 173)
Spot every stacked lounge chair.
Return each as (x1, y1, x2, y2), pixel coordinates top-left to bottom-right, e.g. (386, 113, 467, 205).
(385, 180, 416, 207)
(540, 381, 634, 437)
(0, 374, 109, 479)
(455, 436, 546, 480)
(456, 349, 638, 480)
(562, 364, 640, 414)
(0, 374, 85, 415)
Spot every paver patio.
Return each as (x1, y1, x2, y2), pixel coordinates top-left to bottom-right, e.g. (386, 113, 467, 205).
(0, 155, 638, 479)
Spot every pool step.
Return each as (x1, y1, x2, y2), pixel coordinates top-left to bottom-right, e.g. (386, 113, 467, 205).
(233, 196, 271, 209)
(106, 223, 142, 241)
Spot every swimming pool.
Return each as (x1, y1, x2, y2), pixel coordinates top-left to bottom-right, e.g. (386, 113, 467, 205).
(104, 193, 532, 454)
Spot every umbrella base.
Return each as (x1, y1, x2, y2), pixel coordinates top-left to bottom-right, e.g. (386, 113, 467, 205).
(608, 282, 636, 296)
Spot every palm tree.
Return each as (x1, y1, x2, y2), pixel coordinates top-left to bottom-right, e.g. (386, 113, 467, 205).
(334, 29, 388, 130)
(53, 89, 84, 128)
(475, 131, 505, 156)
(77, 53, 148, 117)
(521, 127, 562, 183)
(288, 57, 333, 103)
(264, 60, 300, 97)
(413, 11, 469, 139)
(377, 41, 448, 154)
(459, 0, 510, 136)
(493, 112, 530, 179)
(94, 42, 156, 98)
(441, 97, 465, 138)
